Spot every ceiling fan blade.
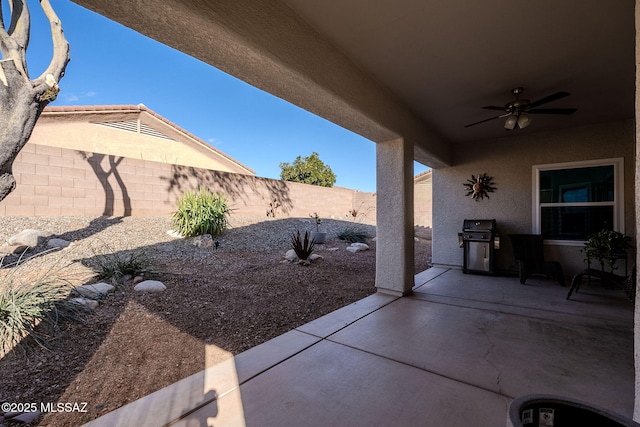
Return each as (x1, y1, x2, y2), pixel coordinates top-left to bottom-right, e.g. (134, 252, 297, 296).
(481, 106, 506, 111)
(464, 113, 510, 128)
(528, 91, 570, 108)
(528, 108, 577, 115)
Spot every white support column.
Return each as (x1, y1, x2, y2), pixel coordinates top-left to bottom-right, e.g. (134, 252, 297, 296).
(375, 138, 414, 296)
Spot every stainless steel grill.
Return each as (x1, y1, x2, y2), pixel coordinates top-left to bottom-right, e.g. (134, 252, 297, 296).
(458, 219, 500, 275)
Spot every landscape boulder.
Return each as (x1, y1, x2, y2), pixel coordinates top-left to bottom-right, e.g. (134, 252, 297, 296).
(0, 244, 28, 255)
(7, 229, 47, 247)
(192, 234, 213, 248)
(166, 230, 183, 238)
(346, 242, 369, 253)
(47, 238, 71, 249)
(284, 249, 298, 262)
(70, 297, 99, 310)
(309, 254, 324, 262)
(74, 282, 115, 299)
(283, 250, 324, 264)
(134, 280, 167, 293)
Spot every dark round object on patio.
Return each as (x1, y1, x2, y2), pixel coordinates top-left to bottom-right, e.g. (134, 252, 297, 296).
(507, 394, 639, 427)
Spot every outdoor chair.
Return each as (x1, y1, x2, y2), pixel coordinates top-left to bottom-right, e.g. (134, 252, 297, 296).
(509, 234, 565, 286)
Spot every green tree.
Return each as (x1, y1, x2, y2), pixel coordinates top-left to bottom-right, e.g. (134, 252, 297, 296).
(279, 152, 336, 187)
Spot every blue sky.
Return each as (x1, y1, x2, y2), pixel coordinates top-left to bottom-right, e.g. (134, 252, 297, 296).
(18, 0, 428, 193)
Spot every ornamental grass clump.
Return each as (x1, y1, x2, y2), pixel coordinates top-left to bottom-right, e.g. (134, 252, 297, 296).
(290, 230, 315, 264)
(0, 258, 86, 357)
(172, 188, 231, 237)
(93, 249, 149, 284)
(337, 226, 369, 243)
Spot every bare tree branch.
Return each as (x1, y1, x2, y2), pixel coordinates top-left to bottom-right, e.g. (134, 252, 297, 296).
(8, 0, 30, 44)
(8, 1, 30, 67)
(0, 30, 10, 58)
(0, 0, 13, 58)
(35, 0, 69, 84)
(0, 0, 70, 202)
(0, 1, 5, 32)
(0, 0, 29, 76)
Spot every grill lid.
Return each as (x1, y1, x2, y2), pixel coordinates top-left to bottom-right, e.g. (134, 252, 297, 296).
(462, 219, 496, 231)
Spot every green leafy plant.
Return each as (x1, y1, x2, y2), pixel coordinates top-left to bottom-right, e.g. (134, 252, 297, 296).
(337, 226, 369, 243)
(290, 230, 315, 262)
(93, 249, 149, 283)
(582, 230, 633, 271)
(172, 188, 231, 237)
(0, 258, 86, 357)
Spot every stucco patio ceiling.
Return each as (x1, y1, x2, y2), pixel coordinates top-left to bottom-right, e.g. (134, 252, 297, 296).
(282, 0, 635, 138)
(71, 0, 634, 167)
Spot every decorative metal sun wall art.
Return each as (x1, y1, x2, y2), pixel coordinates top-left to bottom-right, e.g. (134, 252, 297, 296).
(463, 173, 497, 201)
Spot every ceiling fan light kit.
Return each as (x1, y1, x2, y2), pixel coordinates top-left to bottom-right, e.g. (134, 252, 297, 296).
(504, 112, 531, 130)
(517, 113, 531, 129)
(504, 114, 518, 130)
(465, 87, 577, 130)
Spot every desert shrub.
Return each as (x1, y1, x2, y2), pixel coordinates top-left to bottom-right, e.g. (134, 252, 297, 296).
(337, 226, 369, 243)
(172, 188, 231, 237)
(93, 249, 149, 283)
(0, 259, 86, 356)
(290, 230, 315, 261)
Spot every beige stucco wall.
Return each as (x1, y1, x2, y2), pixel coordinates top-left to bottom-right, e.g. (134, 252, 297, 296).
(29, 119, 250, 174)
(432, 119, 635, 276)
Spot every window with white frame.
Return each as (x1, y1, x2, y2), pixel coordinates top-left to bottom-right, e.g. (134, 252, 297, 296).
(532, 158, 624, 245)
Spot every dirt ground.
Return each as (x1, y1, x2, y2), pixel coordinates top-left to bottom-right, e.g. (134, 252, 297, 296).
(0, 217, 431, 426)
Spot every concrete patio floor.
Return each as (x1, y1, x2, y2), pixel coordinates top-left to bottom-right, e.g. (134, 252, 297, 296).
(84, 268, 635, 426)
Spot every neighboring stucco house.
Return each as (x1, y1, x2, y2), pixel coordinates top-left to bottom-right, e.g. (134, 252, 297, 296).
(70, 0, 640, 417)
(30, 104, 254, 175)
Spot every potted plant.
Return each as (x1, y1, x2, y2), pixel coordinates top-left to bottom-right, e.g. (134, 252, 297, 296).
(309, 212, 326, 244)
(582, 229, 632, 272)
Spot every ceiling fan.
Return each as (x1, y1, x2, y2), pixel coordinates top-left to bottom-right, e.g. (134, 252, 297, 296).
(464, 87, 577, 130)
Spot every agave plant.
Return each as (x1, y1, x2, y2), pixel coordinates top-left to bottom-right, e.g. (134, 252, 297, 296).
(290, 230, 315, 264)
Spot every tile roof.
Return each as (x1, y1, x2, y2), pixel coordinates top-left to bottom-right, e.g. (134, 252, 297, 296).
(414, 169, 432, 180)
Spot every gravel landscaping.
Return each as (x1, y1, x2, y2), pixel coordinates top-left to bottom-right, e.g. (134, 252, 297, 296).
(0, 215, 432, 426)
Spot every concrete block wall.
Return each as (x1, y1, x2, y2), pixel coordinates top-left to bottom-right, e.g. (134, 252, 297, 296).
(351, 190, 378, 223)
(0, 143, 377, 221)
